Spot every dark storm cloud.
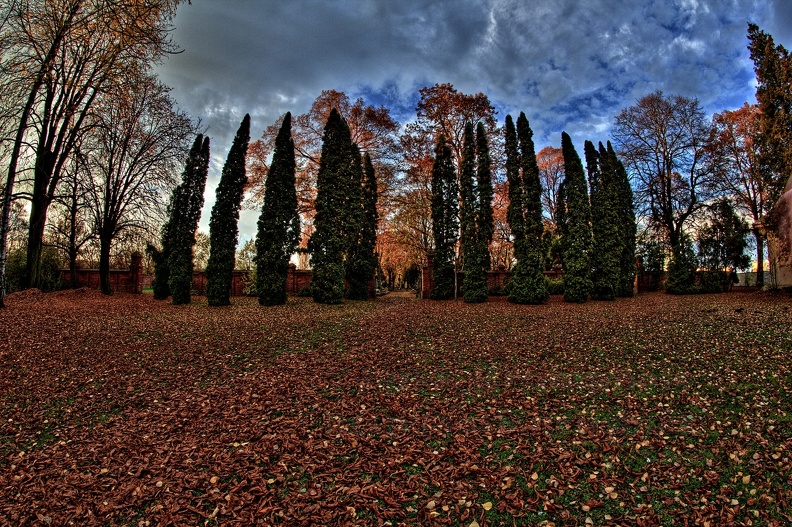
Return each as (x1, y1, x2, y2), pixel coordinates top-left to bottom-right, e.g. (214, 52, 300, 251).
(156, 0, 782, 236)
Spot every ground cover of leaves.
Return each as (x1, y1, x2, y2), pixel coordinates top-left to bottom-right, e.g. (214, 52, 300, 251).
(1, 289, 791, 526)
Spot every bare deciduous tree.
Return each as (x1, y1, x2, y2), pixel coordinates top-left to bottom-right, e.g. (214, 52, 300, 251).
(612, 91, 716, 251)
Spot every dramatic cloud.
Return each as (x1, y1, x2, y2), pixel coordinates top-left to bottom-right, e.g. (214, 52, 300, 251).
(156, 0, 790, 238)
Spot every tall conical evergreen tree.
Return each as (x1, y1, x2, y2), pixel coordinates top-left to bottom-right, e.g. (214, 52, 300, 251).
(504, 116, 524, 250)
(587, 140, 620, 300)
(475, 123, 494, 269)
(168, 137, 209, 305)
(506, 113, 548, 304)
(256, 113, 300, 306)
(206, 114, 251, 306)
(151, 135, 200, 300)
(460, 122, 481, 302)
(606, 142, 637, 297)
(343, 145, 369, 300)
(560, 132, 592, 303)
(309, 109, 360, 304)
(345, 152, 379, 300)
(429, 134, 458, 300)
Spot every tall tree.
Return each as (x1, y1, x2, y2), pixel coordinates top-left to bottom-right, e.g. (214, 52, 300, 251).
(459, 122, 480, 302)
(612, 91, 715, 252)
(747, 24, 792, 205)
(155, 134, 209, 304)
(308, 109, 360, 304)
(605, 142, 637, 297)
(346, 152, 378, 300)
(587, 141, 620, 300)
(410, 83, 497, 171)
(206, 114, 251, 306)
(507, 113, 548, 304)
(246, 90, 400, 256)
(707, 104, 770, 286)
(256, 112, 300, 306)
(87, 74, 195, 295)
(697, 198, 750, 274)
(0, 0, 85, 306)
(476, 122, 494, 269)
(505, 116, 524, 251)
(537, 146, 565, 231)
(429, 134, 458, 300)
(149, 134, 203, 300)
(47, 154, 94, 288)
(559, 132, 592, 303)
(457, 121, 494, 303)
(0, 0, 182, 295)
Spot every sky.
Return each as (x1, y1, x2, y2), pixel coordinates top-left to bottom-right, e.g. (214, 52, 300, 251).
(155, 0, 792, 242)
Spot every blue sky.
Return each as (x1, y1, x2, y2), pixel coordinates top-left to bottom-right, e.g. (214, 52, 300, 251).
(156, 0, 792, 241)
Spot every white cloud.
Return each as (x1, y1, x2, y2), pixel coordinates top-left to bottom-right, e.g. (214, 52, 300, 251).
(156, 0, 778, 239)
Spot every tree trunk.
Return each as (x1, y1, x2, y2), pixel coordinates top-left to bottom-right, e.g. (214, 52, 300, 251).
(754, 228, 764, 288)
(69, 248, 78, 289)
(25, 149, 56, 289)
(99, 233, 112, 295)
(0, 0, 82, 307)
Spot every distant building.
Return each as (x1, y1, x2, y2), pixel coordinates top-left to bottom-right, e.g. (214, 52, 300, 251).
(765, 176, 792, 287)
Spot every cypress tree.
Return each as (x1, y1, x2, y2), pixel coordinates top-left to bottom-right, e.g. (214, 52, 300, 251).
(460, 122, 483, 302)
(344, 152, 379, 300)
(507, 113, 548, 304)
(151, 135, 201, 300)
(560, 132, 592, 303)
(344, 145, 373, 300)
(168, 137, 209, 305)
(429, 134, 458, 300)
(474, 121, 494, 284)
(504, 116, 524, 250)
(256, 113, 300, 306)
(605, 142, 637, 297)
(587, 141, 620, 300)
(309, 109, 359, 304)
(206, 114, 251, 306)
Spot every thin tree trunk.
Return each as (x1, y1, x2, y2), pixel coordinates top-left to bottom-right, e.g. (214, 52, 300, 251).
(754, 228, 764, 288)
(99, 233, 112, 295)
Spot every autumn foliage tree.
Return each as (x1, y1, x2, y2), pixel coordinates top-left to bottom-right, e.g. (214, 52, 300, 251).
(0, 0, 183, 301)
(708, 104, 769, 285)
(206, 115, 251, 306)
(537, 146, 565, 230)
(87, 74, 196, 295)
(256, 113, 300, 306)
(246, 90, 399, 227)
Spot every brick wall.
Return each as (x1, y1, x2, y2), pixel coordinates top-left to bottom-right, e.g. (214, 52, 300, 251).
(66, 259, 377, 298)
(59, 252, 143, 293)
(421, 259, 565, 299)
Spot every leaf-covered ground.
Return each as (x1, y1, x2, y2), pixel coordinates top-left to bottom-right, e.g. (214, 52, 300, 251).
(1, 289, 791, 526)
